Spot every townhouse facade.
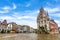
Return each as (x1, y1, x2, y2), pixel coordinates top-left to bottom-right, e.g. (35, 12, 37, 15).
(0, 20, 8, 33)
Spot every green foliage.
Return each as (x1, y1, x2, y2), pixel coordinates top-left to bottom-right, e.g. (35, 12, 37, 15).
(1, 29, 6, 33)
(7, 30, 10, 33)
(23, 31, 26, 33)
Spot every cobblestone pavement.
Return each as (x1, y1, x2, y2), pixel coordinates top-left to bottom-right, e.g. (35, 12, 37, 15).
(0, 33, 60, 40)
(0, 33, 37, 40)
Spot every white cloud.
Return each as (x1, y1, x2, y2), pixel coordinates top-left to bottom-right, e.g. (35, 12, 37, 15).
(26, 3, 31, 7)
(18, 16, 36, 20)
(0, 15, 37, 28)
(0, 9, 8, 14)
(0, 3, 17, 14)
(55, 20, 60, 27)
(49, 13, 60, 17)
(2, 6, 11, 10)
(14, 20, 37, 28)
(13, 10, 39, 20)
(13, 3, 16, 9)
(25, 10, 39, 13)
(13, 10, 39, 17)
(15, 10, 38, 28)
(44, 7, 60, 18)
(0, 16, 15, 20)
(46, 2, 53, 7)
(0, 10, 39, 28)
(0, 6, 11, 13)
(44, 7, 60, 13)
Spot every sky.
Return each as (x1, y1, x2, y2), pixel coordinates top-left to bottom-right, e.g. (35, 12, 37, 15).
(0, 0, 60, 28)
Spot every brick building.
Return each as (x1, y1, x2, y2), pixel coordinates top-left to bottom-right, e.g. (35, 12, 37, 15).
(50, 20, 59, 34)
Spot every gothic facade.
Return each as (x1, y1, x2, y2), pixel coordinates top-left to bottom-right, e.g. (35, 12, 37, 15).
(37, 7, 59, 34)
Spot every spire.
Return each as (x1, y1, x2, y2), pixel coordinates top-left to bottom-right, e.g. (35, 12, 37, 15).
(40, 7, 44, 13)
(39, 7, 44, 15)
(46, 11, 49, 18)
(40, 7, 44, 11)
(47, 12, 48, 16)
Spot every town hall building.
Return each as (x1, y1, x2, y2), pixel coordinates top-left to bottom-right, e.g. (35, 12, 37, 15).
(37, 7, 59, 34)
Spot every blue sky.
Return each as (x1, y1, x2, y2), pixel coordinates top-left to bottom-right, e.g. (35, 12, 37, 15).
(0, 0, 60, 28)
